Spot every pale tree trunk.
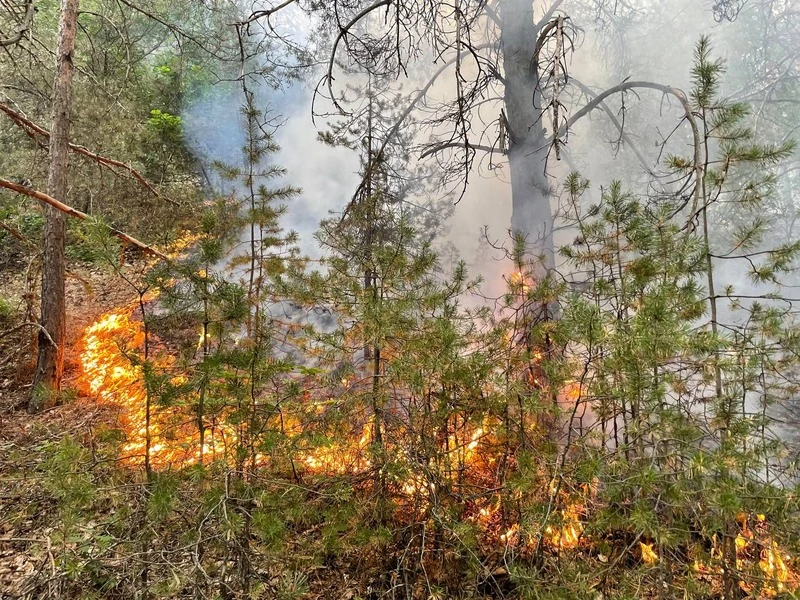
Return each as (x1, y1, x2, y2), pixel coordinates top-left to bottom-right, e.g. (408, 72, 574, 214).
(502, 0, 554, 277)
(30, 0, 79, 412)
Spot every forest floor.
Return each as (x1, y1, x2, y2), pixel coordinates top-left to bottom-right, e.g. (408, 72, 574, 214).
(0, 257, 140, 598)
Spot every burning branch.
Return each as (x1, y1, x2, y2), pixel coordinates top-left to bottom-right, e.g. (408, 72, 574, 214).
(0, 102, 176, 205)
(0, 177, 169, 260)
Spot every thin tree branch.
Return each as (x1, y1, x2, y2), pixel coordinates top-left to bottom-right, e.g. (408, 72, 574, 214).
(554, 79, 702, 214)
(420, 142, 496, 159)
(0, 0, 34, 47)
(237, 0, 300, 27)
(568, 79, 657, 177)
(115, 0, 222, 57)
(340, 42, 496, 220)
(0, 219, 31, 244)
(484, 2, 502, 27)
(0, 178, 169, 260)
(537, 0, 566, 28)
(324, 0, 394, 113)
(0, 322, 57, 348)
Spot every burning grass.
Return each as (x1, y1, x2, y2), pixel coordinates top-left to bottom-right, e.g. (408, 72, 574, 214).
(73, 302, 800, 598)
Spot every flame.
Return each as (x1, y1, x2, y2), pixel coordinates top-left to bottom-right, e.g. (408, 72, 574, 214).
(78, 306, 228, 467)
(507, 270, 531, 293)
(78, 307, 493, 484)
(760, 541, 792, 595)
(500, 524, 520, 545)
(80, 303, 800, 599)
(690, 515, 799, 597)
(301, 423, 372, 475)
(640, 542, 659, 565)
(545, 503, 584, 549)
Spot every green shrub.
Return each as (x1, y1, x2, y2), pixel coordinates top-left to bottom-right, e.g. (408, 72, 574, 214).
(0, 296, 16, 322)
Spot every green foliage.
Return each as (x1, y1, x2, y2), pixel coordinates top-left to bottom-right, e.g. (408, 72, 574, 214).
(147, 109, 183, 137)
(0, 296, 15, 321)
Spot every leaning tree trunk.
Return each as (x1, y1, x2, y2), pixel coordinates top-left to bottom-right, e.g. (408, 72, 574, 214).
(502, 0, 554, 278)
(30, 0, 79, 412)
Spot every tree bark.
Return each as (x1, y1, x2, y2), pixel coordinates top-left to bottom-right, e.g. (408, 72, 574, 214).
(30, 0, 79, 412)
(501, 0, 554, 275)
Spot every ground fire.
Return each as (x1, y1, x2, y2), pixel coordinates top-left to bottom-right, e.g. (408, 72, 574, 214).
(76, 303, 800, 597)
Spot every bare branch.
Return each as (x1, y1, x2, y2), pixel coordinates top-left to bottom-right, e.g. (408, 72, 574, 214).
(0, 178, 169, 260)
(557, 80, 702, 213)
(0, 0, 34, 47)
(419, 142, 496, 160)
(324, 0, 394, 113)
(0, 219, 30, 244)
(115, 0, 223, 57)
(537, 0, 566, 29)
(568, 79, 657, 177)
(341, 42, 496, 219)
(237, 0, 300, 27)
(483, 2, 502, 27)
(0, 322, 57, 348)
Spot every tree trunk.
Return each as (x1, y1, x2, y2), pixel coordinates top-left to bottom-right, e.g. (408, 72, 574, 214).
(501, 0, 554, 276)
(30, 0, 79, 412)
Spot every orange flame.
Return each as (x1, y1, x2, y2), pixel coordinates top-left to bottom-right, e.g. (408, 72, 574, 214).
(78, 307, 228, 467)
(545, 503, 584, 549)
(640, 542, 659, 565)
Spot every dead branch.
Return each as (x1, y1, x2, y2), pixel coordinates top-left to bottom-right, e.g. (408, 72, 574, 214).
(419, 142, 496, 160)
(0, 177, 169, 260)
(554, 79, 702, 214)
(483, 3, 502, 27)
(0, 322, 57, 348)
(0, 0, 34, 47)
(338, 42, 495, 221)
(238, 0, 300, 27)
(537, 0, 566, 28)
(324, 0, 394, 113)
(0, 102, 177, 205)
(568, 79, 657, 177)
(0, 219, 31, 244)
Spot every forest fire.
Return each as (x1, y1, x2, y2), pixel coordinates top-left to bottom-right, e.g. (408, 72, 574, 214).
(301, 423, 372, 474)
(640, 542, 659, 564)
(78, 305, 229, 467)
(545, 503, 584, 550)
(76, 306, 799, 596)
(688, 514, 799, 597)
